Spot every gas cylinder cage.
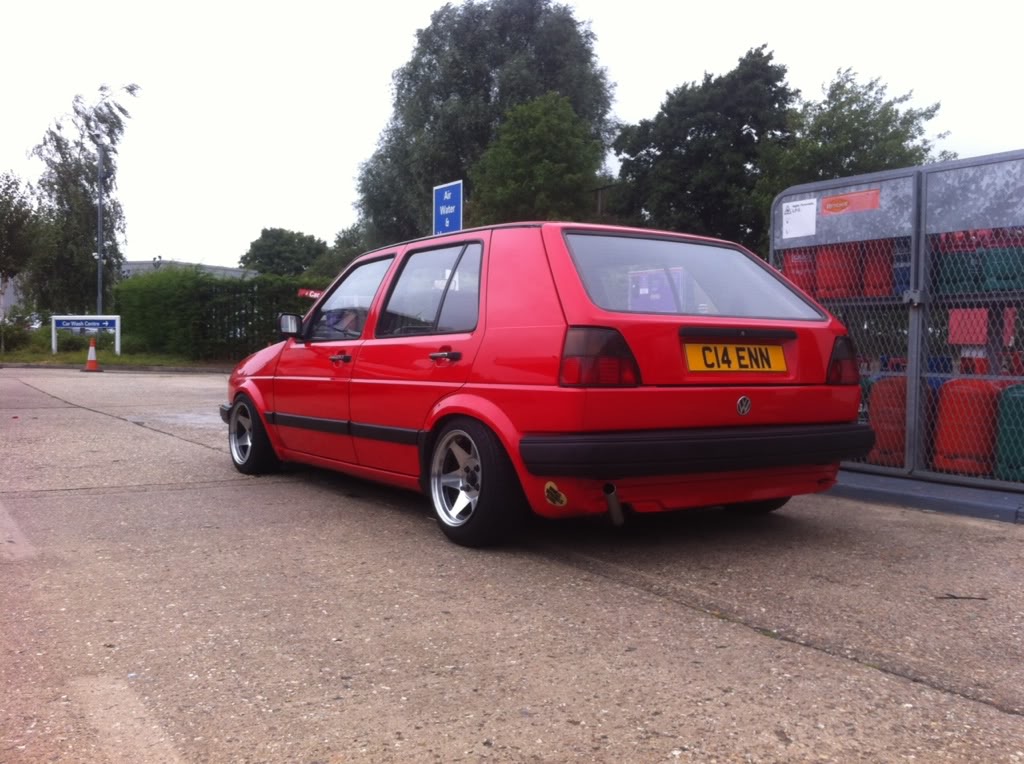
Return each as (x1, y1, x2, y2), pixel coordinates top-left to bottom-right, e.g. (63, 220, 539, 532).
(770, 149, 1024, 493)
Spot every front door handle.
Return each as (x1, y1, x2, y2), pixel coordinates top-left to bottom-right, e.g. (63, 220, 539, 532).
(329, 353, 352, 363)
(429, 351, 462, 362)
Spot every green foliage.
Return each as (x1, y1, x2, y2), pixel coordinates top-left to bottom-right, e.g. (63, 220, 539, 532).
(25, 84, 139, 312)
(118, 333, 149, 355)
(306, 222, 372, 279)
(27, 327, 53, 352)
(55, 331, 91, 353)
(0, 325, 77, 356)
(0, 323, 31, 352)
(751, 69, 957, 239)
(357, 0, 613, 245)
(469, 93, 604, 225)
(0, 173, 43, 353)
(240, 227, 330, 276)
(0, 334, 200, 367)
(0, 173, 38, 284)
(613, 46, 798, 252)
(113, 268, 331, 360)
(613, 51, 953, 257)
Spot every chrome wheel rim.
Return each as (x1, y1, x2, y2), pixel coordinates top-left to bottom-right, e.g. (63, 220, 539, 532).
(430, 429, 481, 527)
(228, 402, 254, 465)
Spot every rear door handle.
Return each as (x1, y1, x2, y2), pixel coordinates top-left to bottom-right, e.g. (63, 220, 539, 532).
(429, 351, 462, 362)
(329, 353, 352, 363)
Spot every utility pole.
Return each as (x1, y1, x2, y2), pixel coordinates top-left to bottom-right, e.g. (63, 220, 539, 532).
(96, 141, 105, 314)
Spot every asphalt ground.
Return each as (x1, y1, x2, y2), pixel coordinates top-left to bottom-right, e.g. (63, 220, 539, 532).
(1, 367, 1023, 763)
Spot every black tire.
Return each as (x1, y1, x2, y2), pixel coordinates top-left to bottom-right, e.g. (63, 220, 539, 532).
(228, 394, 280, 475)
(727, 497, 790, 514)
(428, 417, 525, 547)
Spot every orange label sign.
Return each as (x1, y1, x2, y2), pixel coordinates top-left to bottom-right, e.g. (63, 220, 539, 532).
(820, 189, 881, 216)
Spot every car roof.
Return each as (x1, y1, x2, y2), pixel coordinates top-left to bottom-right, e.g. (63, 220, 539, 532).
(357, 221, 743, 259)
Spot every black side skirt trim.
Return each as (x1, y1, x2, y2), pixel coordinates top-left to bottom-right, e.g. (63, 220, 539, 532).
(350, 422, 420, 446)
(268, 412, 419, 446)
(269, 412, 350, 435)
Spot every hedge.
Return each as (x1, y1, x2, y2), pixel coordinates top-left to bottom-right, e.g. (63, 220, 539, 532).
(113, 268, 331, 361)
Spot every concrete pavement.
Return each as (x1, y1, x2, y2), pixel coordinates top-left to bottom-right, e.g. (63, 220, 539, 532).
(2, 368, 1022, 762)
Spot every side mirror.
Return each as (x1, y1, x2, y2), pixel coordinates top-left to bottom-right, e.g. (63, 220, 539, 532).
(277, 313, 302, 338)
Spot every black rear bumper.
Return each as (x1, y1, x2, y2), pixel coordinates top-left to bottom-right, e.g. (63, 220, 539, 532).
(519, 423, 875, 479)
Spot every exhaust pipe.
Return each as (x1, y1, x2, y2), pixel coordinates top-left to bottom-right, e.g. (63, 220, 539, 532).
(603, 483, 625, 527)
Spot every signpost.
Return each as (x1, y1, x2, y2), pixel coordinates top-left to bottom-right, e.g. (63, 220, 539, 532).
(51, 315, 122, 355)
(433, 180, 463, 235)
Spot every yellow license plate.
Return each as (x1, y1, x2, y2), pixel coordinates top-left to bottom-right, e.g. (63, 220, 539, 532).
(685, 343, 787, 372)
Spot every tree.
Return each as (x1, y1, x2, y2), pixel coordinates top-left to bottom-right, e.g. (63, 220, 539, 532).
(469, 93, 604, 225)
(751, 69, 956, 230)
(613, 51, 954, 257)
(357, 0, 613, 245)
(240, 228, 329, 276)
(23, 84, 139, 313)
(0, 173, 37, 302)
(305, 221, 373, 280)
(0, 173, 41, 351)
(613, 46, 798, 252)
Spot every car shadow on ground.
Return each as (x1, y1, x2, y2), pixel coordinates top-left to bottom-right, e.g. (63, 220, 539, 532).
(284, 463, 819, 555)
(523, 504, 811, 551)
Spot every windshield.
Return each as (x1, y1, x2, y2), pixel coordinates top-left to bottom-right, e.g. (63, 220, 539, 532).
(565, 233, 823, 321)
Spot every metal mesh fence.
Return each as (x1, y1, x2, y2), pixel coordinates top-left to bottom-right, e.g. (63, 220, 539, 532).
(770, 153, 1024, 492)
(922, 226, 1024, 482)
(777, 227, 1024, 487)
(778, 238, 913, 467)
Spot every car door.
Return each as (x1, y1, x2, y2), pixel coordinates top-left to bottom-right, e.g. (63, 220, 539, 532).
(272, 256, 394, 463)
(350, 238, 486, 476)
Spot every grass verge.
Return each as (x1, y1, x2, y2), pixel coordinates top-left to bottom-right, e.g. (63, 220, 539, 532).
(0, 348, 231, 369)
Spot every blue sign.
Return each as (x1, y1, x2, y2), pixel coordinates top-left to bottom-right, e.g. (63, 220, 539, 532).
(51, 314, 122, 355)
(433, 180, 463, 235)
(55, 318, 117, 329)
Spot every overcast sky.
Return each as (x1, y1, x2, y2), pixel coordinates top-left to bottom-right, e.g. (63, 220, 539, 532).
(2, 1, 1020, 269)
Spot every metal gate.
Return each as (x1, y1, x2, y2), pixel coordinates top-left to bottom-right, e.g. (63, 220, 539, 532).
(770, 150, 1024, 492)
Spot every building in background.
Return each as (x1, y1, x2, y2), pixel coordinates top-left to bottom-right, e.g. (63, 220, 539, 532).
(1, 260, 256, 322)
(121, 258, 256, 279)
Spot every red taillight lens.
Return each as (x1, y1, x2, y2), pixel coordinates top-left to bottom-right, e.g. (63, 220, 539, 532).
(560, 327, 642, 387)
(827, 336, 860, 385)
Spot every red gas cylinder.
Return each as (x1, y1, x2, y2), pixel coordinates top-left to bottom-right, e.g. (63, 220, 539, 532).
(867, 377, 908, 466)
(867, 377, 938, 467)
(782, 248, 816, 295)
(863, 239, 894, 297)
(932, 379, 1007, 476)
(992, 226, 1023, 248)
(815, 243, 861, 298)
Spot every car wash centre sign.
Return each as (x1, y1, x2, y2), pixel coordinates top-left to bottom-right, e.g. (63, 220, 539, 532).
(51, 314, 122, 355)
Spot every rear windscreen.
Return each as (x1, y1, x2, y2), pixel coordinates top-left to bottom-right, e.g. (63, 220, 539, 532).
(565, 233, 823, 320)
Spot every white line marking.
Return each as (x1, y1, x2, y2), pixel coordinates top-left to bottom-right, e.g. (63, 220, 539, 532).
(72, 676, 184, 764)
(0, 499, 37, 561)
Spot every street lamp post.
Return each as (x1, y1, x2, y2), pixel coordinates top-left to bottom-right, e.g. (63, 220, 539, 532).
(96, 142, 105, 315)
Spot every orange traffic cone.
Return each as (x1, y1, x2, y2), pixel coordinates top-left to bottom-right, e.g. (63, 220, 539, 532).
(82, 337, 103, 372)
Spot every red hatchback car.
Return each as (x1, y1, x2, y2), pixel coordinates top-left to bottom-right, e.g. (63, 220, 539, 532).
(221, 222, 874, 546)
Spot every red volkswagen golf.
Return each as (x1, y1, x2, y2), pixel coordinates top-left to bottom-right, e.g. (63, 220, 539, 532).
(221, 223, 873, 546)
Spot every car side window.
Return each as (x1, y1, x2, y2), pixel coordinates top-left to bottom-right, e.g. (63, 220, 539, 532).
(309, 256, 393, 341)
(437, 245, 481, 333)
(377, 243, 481, 337)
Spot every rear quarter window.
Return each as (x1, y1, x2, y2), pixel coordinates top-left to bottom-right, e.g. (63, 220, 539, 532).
(565, 233, 823, 321)
(377, 242, 482, 337)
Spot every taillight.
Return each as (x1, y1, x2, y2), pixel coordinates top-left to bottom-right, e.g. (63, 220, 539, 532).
(560, 327, 642, 387)
(826, 336, 860, 385)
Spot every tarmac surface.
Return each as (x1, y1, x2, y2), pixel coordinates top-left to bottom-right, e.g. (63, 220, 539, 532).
(1, 367, 1023, 762)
